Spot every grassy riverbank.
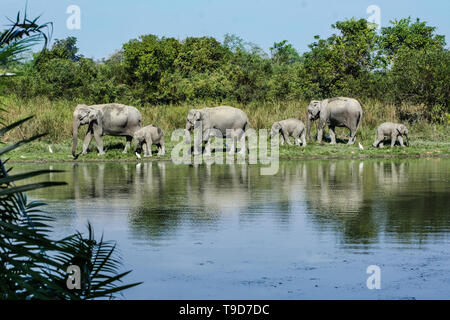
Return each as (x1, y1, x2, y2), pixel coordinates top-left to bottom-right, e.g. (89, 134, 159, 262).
(2, 95, 449, 162)
(7, 139, 449, 163)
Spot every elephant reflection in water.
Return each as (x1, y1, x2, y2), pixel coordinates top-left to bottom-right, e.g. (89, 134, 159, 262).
(68, 159, 418, 242)
(72, 163, 155, 218)
(304, 160, 410, 216)
(133, 162, 166, 204)
(183, 163, 307, 230)
(372, 161, 408, 191)
(185, 164, 252, 210)
(305, 161, 366, 216)
(303, 160, 374, 243)
(303, 160, 414, 242)
(73, 163, 106, 199)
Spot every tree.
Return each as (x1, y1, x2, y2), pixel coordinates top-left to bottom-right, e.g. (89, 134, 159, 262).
(390, 48, 450, 122)
(50, 36, 82, 61)
(122, 35, 180, 102)
(301, 18, 383, 98)
(379, 17, 446, 62)
(270, 40, 300, 65)
(175, 36, 229, 75)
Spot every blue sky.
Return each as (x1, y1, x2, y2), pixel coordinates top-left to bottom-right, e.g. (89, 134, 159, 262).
(2, 0, 450, 60)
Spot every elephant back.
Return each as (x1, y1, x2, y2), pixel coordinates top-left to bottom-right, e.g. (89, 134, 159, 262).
(206, 106, 249, 131)
(100, 104, 142, 135)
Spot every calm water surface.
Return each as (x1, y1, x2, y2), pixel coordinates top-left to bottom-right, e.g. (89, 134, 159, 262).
(14, 158, 450, 299)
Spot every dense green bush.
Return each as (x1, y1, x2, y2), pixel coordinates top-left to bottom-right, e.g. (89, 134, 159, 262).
(2, 17, 448, 123)
(391, 48, 450, 122)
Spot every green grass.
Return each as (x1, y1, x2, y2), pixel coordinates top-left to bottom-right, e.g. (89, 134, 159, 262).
(7, 132, 449, 163)
(2, 94, 449, 162)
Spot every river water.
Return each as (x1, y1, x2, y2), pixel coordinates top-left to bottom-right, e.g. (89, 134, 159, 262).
(13, 158, 450, 299)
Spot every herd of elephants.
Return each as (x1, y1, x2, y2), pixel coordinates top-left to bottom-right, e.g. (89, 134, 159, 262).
(71, 96, 410, 158)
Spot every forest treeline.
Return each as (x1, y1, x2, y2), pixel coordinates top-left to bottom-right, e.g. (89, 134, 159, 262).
(2, 17, 449, 123)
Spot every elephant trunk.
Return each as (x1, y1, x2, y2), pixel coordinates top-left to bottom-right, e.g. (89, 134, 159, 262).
(306, 114, 311, 141)
(72, 118, 80, 158)
(185, 123, 191, 145)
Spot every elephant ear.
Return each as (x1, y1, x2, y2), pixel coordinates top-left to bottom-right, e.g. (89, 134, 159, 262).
(87, 109, 98, 122)
(275, 122, 282, 131)
(76, 105, 90, 120)
(401, 125, 408, 134)
(310, 100, 322, 118)
(194, 110, 202, 121)
(89, 109, 103, 132)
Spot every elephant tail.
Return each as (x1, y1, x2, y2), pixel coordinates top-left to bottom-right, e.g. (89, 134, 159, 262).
(243, 119, 250, 132)
(355, 110, 362, 132)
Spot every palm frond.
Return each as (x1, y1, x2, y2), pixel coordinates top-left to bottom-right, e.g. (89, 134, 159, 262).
(0, 10, 52, 67)
(0, 10, 140, 300)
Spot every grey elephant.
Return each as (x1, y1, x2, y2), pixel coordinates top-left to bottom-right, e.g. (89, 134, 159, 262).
(270, 118, 307, 146)
(134, 125, 166, 157)
(373, 122, 409, 148)
(72, 103, 142, 157)
(185, 106, 249, 155)
(306, 97, 363, 145)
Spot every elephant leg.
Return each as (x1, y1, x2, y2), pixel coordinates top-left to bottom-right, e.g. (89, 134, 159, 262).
(301, 131, 307, 147)
(372, 140, 380, 148)
(280, 135, 285, 146)
(146, 142, 153, 157)
(123, 136, 132, 154)
(282, 129, 292, 146)
(158, 137, 166, 156)
(93, 129, 105, 155)
(391, 134, 397, 147)
(398, 136, 405, 147)
(379, 141, 384, 148)
(141, 142, 148, 157)
(157, 144, 163, 156)
(238, 130, 246, 155)
(144, 134, 153, 157)
(82, 131, 93, 155)
(292, 129, 301, 145)
(347, 127, 356, 145)
(317, 122, 325, 143)
(205, 138, 212, 156)
(373, 135, 382, 148)
(227, 131, 235, 155)
(317, 128, 323, 143)
(329, 126, 336, 145)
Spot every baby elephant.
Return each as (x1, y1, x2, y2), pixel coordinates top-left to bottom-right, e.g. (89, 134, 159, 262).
(373, 122, 409, 148)
(270, 118, 307, 146)
(134, 125, 165, 157)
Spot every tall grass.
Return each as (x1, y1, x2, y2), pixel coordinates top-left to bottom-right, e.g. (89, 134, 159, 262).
(1, 94, 447, 144)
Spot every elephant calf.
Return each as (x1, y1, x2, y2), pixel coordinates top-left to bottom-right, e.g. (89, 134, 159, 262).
(373, 122, 410, 148)
(133, 125, 165, 157)
(270, 119, 307, 146)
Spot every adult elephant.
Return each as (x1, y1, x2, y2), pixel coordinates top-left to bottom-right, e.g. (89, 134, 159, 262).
(306, 97, 363, 145)
(72, 103, 142, 158)
(185, 106, 249, 155)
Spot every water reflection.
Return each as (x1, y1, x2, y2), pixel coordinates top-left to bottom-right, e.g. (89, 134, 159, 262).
(16, 158, 450, 245)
